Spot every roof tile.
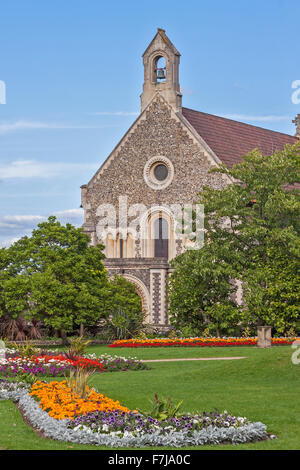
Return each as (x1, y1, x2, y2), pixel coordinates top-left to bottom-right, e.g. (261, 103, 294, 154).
(182, 107, 298, 168)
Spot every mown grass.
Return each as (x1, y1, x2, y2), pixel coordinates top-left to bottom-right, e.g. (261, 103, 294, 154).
(0, 345, 299, 450)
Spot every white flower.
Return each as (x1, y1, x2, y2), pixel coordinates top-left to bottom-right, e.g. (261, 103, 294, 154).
(237, 417, 246, 424)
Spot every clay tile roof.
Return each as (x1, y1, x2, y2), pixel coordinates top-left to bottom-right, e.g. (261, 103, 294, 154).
(182, 107, 299, 168)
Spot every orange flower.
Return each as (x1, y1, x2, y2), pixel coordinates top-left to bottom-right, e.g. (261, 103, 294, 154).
(109, 336, 299, 348)
(29, 380, 131, 420)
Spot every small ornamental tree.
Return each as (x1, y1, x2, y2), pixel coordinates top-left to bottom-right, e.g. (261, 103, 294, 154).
(0, 216, 110, 334)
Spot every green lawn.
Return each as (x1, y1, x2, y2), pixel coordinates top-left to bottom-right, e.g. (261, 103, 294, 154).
(0, 345, 299, 450)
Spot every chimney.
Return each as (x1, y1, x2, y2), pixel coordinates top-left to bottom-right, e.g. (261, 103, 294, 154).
(292, 114, 300, 138)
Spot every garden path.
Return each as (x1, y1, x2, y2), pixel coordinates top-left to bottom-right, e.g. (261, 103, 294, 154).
(141, 357, 246, 363)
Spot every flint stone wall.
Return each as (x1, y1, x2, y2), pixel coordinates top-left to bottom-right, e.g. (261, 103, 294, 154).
(82, 96, 228, 327)
(82, 96, 227, 235)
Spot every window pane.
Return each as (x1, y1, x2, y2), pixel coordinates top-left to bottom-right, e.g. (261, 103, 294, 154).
(154, 218, 169, 258)
(154, 164, 168, 181)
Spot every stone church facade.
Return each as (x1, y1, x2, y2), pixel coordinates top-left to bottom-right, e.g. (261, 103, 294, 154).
(81, 29, 299, 329)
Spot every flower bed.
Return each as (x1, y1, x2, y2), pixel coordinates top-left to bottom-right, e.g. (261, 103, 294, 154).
(90, 353, 148, 372)
(0, 351, 148, 378)
(0, 379, 271, 447)
(109, 337, 299, 348)
(29, 380, 131, 419)
(0, 355, 105, 378)
(69, 408, 253, 436)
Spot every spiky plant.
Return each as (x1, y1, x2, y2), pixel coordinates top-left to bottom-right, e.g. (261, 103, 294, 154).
(11, 340, 39, 358)
(67, 336, 91, 356)
(65, 367, 95, 399)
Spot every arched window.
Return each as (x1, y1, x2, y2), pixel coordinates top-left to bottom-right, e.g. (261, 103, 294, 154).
(154, 217, 168, 258)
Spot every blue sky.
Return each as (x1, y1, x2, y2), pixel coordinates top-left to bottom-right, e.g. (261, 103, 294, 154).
(0, 0, 299, 246)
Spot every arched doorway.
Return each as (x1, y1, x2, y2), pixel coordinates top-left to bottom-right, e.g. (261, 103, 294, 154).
(122, 274, 151, 323)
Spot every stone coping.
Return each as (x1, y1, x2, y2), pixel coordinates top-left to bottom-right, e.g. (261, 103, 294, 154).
(104, 257, 170, 268)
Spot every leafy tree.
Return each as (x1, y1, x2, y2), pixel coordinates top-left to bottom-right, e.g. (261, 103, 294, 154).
(168, 142, 300, 334)
(167, 249, 240, 335)
(100, 276, 144, 339)
(199, 143, 299, 274)
(0, 216, 110, 334)
(242, 243, 300, 334)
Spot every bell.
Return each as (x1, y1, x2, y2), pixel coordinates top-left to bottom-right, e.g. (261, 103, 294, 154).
(157, 68, 166, 80)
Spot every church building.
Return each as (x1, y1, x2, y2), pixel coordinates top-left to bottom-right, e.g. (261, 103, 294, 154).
(81, 29, 299, 329)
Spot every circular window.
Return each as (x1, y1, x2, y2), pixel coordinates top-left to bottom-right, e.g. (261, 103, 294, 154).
(153, 163, 168, 181)
(144, 156, 174, 190)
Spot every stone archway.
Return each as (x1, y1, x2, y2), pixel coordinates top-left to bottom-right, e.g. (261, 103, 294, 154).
(122, 274, 151, 323)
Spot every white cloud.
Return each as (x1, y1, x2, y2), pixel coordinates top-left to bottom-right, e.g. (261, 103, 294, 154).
(0, 236, 22, 248)
(0, 222, 19, 229)
(88, 111, 139, 116)
(0, 215, 45, 231)
(53, 208, 83, 218)
(220, 114, 290, 122)
(2, 215, 46, 223)
(0, 120, 116, 134)
(0, 160, 98, 179)
(0, 216, 46, 240)
(0, 209, 84, 247)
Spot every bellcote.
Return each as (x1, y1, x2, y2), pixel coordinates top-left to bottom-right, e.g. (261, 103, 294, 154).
(140, 28, 182, 113)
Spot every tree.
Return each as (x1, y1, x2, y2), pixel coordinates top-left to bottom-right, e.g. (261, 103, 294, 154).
(0, 216, 110, 334)
(167, 248, 240, 335)
(168, 142, 300, 335)
(198, 142, 300, 333)
(242, 242, 300, 334)
(101, 276, 144, 339)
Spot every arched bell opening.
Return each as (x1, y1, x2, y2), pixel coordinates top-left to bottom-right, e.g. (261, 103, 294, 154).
(153, 55, 166, 83)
